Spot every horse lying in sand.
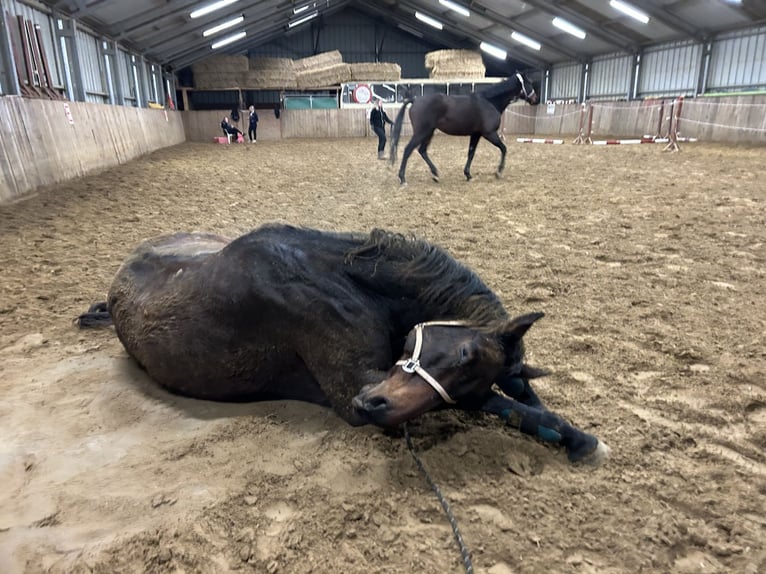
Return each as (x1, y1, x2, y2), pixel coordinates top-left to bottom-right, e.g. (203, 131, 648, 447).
(78, 223, 608, 465)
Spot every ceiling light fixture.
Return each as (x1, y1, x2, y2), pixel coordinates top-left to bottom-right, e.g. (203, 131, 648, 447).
(480, 41, 506, 60)
(511, 31, 541, 51)
(415, 11, 444, 30)
(288, 10, 318, 28)
(203, 15, 244, 37)
(609, 0, 650, 24)
(438, 0, 470, 18)
(211, 30, 246, 49)
(552, 17, 586, 39)
(190, 0, 240, 20)
(293, 2, 316, 14)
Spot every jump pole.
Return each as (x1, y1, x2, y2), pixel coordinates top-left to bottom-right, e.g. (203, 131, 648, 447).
(572, 103, 593, 144)
(593, 137, 669, 145)
(516, 137, 564, 144)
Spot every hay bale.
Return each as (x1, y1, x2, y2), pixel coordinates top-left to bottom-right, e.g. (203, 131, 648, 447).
(296, 63, 351, 89)
(293, 50, 343, 73)
(193, 71, 245, 89)
(349, 63, 401, 81)
(248, 57, 295, 72)
(425, 49, 485, 79)
(192, 55, 248, 75)
(429, 68, 486, 79)
(243, 70, 298, 89)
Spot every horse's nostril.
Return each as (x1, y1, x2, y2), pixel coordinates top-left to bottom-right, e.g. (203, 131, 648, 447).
(365, 395, 389, 411)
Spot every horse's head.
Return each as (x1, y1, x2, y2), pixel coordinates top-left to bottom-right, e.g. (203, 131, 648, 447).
(351, 313, 544, 427)
(515, 72, 539, 105)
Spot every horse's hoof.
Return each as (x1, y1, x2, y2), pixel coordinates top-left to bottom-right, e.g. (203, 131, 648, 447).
(576, 440, 610, 467)
(495, 171, 503, 179)
(431, 175, 440, 183)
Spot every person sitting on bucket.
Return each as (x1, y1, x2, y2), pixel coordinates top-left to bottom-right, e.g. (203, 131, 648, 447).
(370, 99, 393, 160)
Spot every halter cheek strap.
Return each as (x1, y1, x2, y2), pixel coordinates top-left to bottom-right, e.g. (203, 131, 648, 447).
(515, 72, 535, 101)
(395, 321, 466, 405)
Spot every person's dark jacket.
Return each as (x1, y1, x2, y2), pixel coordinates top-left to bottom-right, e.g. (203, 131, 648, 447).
(249, 110, 259, 128)
(221, 120, 240, 136)
(370, 107, 392, 129)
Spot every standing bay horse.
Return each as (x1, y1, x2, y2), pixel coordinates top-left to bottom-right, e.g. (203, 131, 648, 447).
(78, 223, 608, 465)
(389, 73, 538, 185)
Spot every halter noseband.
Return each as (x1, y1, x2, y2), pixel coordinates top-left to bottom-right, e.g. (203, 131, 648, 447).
(515, 72, 535, 101)
(395, 321, 467, 404)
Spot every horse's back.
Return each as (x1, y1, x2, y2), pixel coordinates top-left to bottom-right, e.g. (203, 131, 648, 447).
(410, 93, 501, 136)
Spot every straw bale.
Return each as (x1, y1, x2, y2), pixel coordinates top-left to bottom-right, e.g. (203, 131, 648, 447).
(428, 66, 486, 80)
(349, 63, 401, 81)
(296, 63, 352, 89)
(293, 50, 344, 73)
(425, 49, 483, 70)
(243, 70, 298, 89)
(192, 55, 248, 75)
(193, 71, 245, 90)
(248, 57, 295, 72)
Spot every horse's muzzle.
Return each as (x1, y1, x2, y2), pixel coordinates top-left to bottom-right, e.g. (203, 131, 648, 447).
(351, 391, 392, 426)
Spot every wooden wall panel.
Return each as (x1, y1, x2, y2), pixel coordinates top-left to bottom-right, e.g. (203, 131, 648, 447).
(0, 96, 185, 204)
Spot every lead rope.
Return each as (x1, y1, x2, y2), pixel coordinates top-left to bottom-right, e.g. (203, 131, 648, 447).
(403, 423, 474, 574)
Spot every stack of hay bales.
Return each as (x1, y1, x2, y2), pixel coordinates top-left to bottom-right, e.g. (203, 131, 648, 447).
(192, 50, 400, 90)
(245, 57, 297, 89)
(192, 55, 248, 89)
(425, 49, 485, 79)
(349, 62, 401, 81)
(294, 50, 351, 89)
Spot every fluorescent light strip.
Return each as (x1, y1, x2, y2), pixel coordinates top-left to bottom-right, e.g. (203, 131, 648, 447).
(203, 15, 244, 37)
(609, 0, 649, 24)
(288, 10, 318, 28)
(293, 2, 315, 14)
(480, 41, 506, 60)
(415, 11, 444, 30)
(438, 0, 470, 18)
(511, 31, 541, 51)
(190, 0, 240, 19)
(552, 17, 586, 39)
(211, 30, 246, 49)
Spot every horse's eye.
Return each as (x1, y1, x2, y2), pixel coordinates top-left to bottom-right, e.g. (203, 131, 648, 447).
(459, 345, 472, 363)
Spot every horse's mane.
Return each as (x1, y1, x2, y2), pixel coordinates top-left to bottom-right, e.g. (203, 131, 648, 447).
(346, 229, 508, 327)
(478, 77, 521, 111)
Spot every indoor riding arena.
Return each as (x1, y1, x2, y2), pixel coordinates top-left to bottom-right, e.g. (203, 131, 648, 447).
(1, 2, 765, 574)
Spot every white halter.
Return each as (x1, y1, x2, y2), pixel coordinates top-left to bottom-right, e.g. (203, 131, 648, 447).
(395, 321, 468, 405)
(515, 72, 535, 101)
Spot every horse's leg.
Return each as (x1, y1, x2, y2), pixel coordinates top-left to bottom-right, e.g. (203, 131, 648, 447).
(483, 131, 507, 178)
(398, 136, 423, 186)
(416, 131, 440, 182)
(495, 372, 548, 411)
(479, 391, 609, 465)
(463, 133, 481, 181)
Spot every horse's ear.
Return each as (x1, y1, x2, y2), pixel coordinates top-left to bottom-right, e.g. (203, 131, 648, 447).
(498, 312, 544, 345)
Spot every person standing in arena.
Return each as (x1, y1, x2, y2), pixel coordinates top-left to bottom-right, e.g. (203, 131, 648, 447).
(369, 98, 393, 160)
(248, 105, 259, 143)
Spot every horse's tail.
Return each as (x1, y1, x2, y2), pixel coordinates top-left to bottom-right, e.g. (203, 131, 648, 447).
(76, 301, 113, 328)
(389, 97, 413, 167)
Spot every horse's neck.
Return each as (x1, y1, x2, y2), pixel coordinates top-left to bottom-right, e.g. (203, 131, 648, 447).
(484, 79, 521, 112)
(347, 256, 506, 325)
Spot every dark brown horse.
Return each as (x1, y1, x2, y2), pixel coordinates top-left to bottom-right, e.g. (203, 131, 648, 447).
(389, 73, 538, 185)
(78, 223, 608, 465)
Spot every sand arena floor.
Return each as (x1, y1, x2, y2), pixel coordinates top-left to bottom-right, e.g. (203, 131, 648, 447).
(0, 136, 764, 574)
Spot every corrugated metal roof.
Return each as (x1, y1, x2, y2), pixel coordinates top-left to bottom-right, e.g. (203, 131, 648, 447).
(40, 0, 766, 71)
